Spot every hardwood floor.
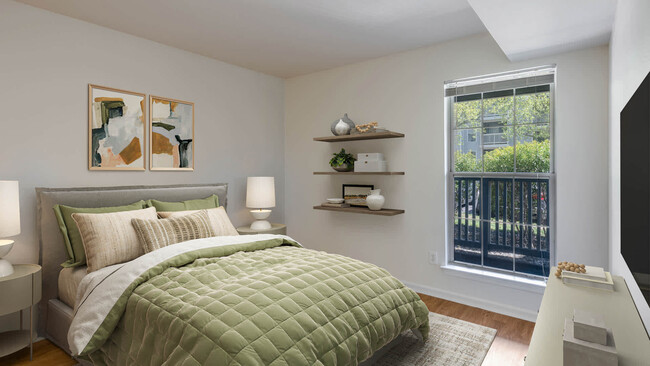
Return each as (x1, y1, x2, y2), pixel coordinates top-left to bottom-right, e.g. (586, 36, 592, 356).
(0, 340, 75, 366)
(419, 293, 535, 366)
(0, 294, 535, 365)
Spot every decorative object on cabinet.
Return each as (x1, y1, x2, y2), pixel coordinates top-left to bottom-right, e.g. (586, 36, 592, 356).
(556, 262, 614, 290)
(563, 313, 617, 366)
(246, 177, 275, 230)
(0, 264, 41, 360)
(329, 148, 356, 172)
(563, 266, 607, 281)
(150, 96, 194, 171)
(0, 181, 20, 277)
(326, 198, 345, 204)
(236, 223, 286, 235)
(88, 84, 146, 171)
(573, 309, 608, 346)
(554, 261, 587, 277)
(562, 272, 614, 291)
(330, 113, 356, 136)
(342, 184, 374, 207)
(366, 189, 385, 211)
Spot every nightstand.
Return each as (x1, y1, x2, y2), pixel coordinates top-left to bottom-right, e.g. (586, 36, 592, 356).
(237, 223, 286, 235)
(0, 264, 41, 361)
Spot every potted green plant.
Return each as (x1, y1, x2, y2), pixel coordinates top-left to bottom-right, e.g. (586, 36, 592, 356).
(329, 148, 356, 172)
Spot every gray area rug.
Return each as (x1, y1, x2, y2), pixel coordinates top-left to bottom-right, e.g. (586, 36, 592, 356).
(373, 312, 497, 366)
(75, 313, 496, 366)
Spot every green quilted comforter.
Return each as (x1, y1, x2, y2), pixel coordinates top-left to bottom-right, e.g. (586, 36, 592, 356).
(68, 235, 429, 366)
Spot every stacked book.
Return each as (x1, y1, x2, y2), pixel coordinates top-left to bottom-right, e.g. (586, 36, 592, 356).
(320, 202, 350, 208)
(562, 266, 614, 291)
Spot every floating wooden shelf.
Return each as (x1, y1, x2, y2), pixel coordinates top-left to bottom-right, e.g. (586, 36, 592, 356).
(313, 171, 405, 175)
(313, 205, 405, 216)
(313, 131, 405, 142)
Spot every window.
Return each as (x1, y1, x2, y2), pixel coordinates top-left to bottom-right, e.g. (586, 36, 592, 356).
(445, 66, 555, 278)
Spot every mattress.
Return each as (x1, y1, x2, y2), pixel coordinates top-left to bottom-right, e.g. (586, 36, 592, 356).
(58, 266, 87, 308)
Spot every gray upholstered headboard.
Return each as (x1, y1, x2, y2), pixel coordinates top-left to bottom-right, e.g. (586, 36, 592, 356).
(35, 183, 228, 333)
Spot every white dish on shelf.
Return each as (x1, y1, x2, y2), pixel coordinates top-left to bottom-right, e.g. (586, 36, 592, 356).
(326, 198, 345, 204)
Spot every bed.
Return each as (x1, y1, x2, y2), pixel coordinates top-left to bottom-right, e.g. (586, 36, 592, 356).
(36, 184, 429, 365)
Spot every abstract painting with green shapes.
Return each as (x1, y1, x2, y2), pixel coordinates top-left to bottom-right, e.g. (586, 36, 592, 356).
(89, 84, 146, 170)
(150, 96, 194, 170)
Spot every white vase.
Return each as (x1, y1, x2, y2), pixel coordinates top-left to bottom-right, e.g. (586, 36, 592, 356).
(330, 113, 355, 135)
(334, 120, 351, 135)
(366, 189, 385, 211)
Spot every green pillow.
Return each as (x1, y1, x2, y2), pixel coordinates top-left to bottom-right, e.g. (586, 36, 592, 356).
(54, 200, 146, 268)
(146, 195, 220, 212)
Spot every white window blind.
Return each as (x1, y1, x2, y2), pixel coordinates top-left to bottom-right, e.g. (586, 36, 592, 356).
(445, 65, 556, 97)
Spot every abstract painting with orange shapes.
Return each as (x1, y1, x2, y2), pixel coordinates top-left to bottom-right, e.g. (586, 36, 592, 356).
(150, 96, 194, 171)
(89, 84, 146, 170)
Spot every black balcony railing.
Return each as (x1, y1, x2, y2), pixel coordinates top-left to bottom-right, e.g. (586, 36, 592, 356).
(453, 177, 551, 277)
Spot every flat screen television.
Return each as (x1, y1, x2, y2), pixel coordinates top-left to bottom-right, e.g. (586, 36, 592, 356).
(621, 71, 650, 309)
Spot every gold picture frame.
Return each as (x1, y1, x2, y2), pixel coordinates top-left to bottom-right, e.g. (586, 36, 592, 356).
(88, 84, 146, 171)
(149, 95, 195, 171)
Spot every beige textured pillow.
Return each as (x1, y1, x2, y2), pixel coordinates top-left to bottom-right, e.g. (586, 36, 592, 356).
(72, 207, 158, 273)
(132, 210, 216, 253)
(157, 207, 239, 236)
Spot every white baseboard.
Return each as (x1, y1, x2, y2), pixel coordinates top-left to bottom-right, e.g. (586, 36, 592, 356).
(402, 280, 539, 322)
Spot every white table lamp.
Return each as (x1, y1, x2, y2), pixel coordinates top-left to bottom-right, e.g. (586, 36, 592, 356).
(0, 181, 20, 277)
(246, 177, 275, 230)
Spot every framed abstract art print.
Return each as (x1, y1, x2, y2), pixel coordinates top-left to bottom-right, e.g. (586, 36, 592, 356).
(149, 96, 194, 171)
(88, 84, 146, 170)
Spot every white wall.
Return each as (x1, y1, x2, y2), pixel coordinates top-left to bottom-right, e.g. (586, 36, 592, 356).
(285, 33, 609, 320)
(609, 0, 650, 332)
(0, 0, 615, 329)
(0, 0, 285, 265)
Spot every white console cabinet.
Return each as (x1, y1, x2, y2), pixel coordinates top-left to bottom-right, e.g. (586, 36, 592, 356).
(526, 267, 650, 365)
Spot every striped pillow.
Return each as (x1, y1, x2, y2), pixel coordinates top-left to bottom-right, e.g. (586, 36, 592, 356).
(132, 210, 216, 253)
(157, 207, 239, 236)
(72, 207, 158, 273)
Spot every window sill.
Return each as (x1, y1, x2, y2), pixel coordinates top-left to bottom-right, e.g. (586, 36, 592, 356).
(441, 264, 547, 294)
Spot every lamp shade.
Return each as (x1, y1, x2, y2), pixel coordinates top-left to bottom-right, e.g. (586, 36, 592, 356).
(246, 177, 275, 209)
(0, 181, 20, 237)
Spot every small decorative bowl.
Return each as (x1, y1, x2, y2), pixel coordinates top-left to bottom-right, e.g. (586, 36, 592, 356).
(326, 198, 345, 204)
(332, 164, 353, 172)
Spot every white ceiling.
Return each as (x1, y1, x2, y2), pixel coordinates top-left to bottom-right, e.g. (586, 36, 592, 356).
(468, 0, 616, 61)
(17, 0, 618, 77)
(17, 0, 486, 78)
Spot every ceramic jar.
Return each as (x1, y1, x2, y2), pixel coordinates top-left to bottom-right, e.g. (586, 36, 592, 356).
(366, 189, 385, 211)
(330, 113, 356, 136)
